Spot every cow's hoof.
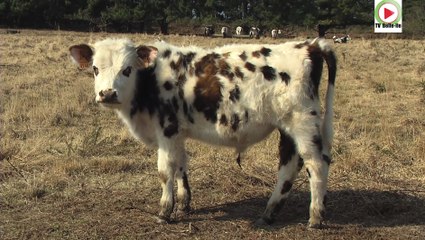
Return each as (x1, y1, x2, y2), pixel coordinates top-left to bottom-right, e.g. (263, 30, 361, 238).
(253, 217, 272, 227)
(155, 216, 170, 224)
(176, 208, 190, 219)
(308, 222, 324, 229)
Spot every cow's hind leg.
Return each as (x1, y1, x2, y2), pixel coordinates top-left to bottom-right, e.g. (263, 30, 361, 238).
(255, 130, 301, 225)
(175, 152, 191, 217)
(290, 115, 330, 228)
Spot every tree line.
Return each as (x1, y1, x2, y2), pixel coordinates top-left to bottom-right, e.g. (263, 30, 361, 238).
(0, 0, 423, 36)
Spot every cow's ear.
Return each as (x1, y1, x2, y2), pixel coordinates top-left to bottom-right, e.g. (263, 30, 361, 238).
(69, 44, 94, 69)
(136, 45, 158, 68)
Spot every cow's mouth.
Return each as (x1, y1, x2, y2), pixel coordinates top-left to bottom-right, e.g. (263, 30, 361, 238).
(97, 89, 121, 104)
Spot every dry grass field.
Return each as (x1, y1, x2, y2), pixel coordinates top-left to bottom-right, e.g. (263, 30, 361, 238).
(1, 30, 424, 239)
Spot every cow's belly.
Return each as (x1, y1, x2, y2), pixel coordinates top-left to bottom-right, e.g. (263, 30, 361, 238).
(187, 122, 275, 151)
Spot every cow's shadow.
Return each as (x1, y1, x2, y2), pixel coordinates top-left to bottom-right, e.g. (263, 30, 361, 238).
(186, 190, 425, 228)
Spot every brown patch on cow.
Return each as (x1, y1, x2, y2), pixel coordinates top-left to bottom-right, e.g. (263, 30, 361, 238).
(189, 66, 195, 76)
(230, 114, 240, 131)
(239, 51, 247, 61)
(245, 62, 256, 72)
(219, 114, 228, 126)
(195, 53, 221, 77)
(229, 85, 240, 102)
(279, 72, 291, 85)
(163, 81, 173, 91)
(260, 47, 272, 56)
(223, 52, 230, 58)
(234, 67, 244, 79)
(158, 172, 168, 185)
(193, 76, 222, 123)
(281, 181, 293, 194)
(261, 66, 276, 81)
(218, 59, 234, 81)
(252, 50, 261, 58)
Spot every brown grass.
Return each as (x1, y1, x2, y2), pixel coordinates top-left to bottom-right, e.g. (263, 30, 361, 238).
(1, 30, 424, 239)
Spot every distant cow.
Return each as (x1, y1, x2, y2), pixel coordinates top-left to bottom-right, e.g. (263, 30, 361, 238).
(221, 26, 231, 38)
(204, 26, 214, 37)
(70, 37, 337, 229)
(333, 35, 351, 44)
(271, 29, 278, 39)
(249, 27, 260, 39)
(235, 26, 243, 35)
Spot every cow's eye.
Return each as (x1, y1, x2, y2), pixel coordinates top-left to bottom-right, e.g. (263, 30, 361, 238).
(122, 66, 132, 77)
(93, 66, 99, 76)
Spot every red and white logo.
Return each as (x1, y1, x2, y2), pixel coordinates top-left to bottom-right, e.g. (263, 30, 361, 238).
(378, 3, 399, 23)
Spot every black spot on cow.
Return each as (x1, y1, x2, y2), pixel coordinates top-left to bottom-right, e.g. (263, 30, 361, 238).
(294, 41, 309, 49)
(278, 130, 296, 167)
(281, 181, 293, 194)
(182, 101, 194, 124)
(279, 72, 291, 85)
(245, 62, 256, 72)
(230, 114, 240, 131)
(307, 45, 324, 98)
(312, 135, 323, 152)
(162, 49, 172, 58)
(239, 51, 247, 61)
(260, 47, 272, 57)
(219, 114, 228, 126)
(218, 59, 234, 81)
(261, 66, 276, 81)
(130, 67, 160, 118)
(297, 157, 304, 171)
(322, 154, 331, 165)
(234, 67, 244, 79)
(244, 110, 249, 122)
(163, 81, 173, 91)
(229, 86, 240, 102)
(159, 98, 179, 138)
(171, 52, 197, 73)
(310, 110, 318, 116)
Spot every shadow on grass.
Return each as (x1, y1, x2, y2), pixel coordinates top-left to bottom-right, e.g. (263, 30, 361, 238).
(187, 190, 425, 228)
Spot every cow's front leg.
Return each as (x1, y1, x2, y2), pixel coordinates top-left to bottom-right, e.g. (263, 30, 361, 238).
(156, 137, 185, 223)
(175, 152, 191, 217)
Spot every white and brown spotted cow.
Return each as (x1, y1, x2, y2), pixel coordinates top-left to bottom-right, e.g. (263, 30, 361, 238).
(69, 38, 337, 228)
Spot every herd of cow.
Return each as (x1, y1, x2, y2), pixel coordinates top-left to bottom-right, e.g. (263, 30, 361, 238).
(204, 25, 277, 39)
(204, 25, 352, 44)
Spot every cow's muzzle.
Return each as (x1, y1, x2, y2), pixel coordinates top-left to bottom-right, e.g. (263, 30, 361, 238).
(97, 89, 120, 104)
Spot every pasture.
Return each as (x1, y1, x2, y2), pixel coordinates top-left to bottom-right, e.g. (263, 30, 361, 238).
(1, 30, 424, 239)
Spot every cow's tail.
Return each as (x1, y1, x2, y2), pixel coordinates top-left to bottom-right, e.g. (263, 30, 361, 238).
(311, 38, 337, 157)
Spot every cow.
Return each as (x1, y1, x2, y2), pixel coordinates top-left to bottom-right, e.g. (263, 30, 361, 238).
(221, 26, 231, 38)
(235, 26, 243, 36)
(249, 27, 260, 39)
(204, 26, 214, 37)
(271, 29, 278, 39)
(69, 37, 337, 229)
(333, 35, 351, 44)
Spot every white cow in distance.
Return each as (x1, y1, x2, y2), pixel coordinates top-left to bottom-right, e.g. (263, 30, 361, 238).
(69, 37, 337, 229)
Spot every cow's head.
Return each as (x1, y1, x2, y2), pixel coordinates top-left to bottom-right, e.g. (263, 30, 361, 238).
(69, 39, 157, 108)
